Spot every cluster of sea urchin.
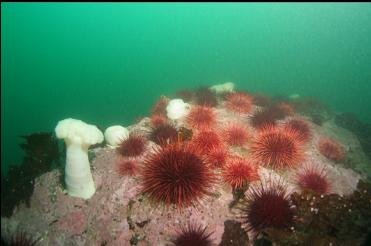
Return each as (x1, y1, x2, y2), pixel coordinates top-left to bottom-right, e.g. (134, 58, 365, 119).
(114, 85, 351, 244)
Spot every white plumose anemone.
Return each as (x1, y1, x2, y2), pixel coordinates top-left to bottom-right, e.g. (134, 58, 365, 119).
(55, 118, 103, 199)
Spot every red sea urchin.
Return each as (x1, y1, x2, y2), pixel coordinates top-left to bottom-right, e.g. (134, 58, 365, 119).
(141, 142, 214, 208)
(117, 133, 147, 158)
(191, 130, 223, 154)
(318, 138, 345, 161)
(284, 118, 312, 143)
(251, 125, 304, 169)
(222, 156, 259, 190)
(186, 105, 217, 130)
(296, 164, 331, 194)
(171, 222, 214, 246)
(116, 158, 139, 177)
(225, 92, 253, 114)
(205, 147, 229, 168)
(241, 179, 294, 233)
(222, 123, 249, 147)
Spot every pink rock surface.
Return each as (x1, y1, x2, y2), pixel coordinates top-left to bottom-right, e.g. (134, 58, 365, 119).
(1, 101, 369, 245)
(57, 211, 87, 236)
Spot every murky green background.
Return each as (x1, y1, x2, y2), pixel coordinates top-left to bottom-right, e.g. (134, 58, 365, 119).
(2, 3, 371, 172)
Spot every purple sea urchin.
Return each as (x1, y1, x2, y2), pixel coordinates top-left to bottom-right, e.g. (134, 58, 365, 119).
(171, 222, 214, 246)
(150, 124, 178, 146)
(296, 164, 331, 194)
(241, 179, 294, 233)
(117, 133, 147, 157)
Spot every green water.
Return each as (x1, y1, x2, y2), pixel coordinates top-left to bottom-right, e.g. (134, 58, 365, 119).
(2, 3, 371, 173)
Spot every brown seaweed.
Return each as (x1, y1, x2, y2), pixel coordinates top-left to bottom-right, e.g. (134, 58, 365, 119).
(1, 132, 61, 217)
(1, 227, 41, 246)
(219, 220, 249, 246)
(260, 180, 371, 246)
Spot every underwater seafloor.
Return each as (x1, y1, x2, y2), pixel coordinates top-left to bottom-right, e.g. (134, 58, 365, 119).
(1, 83, 371, 246)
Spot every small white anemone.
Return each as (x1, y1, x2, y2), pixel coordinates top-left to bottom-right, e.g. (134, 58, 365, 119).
(55, 118, 103, 199)
(166, 99, 191, 120)
(104, 125, 129, 147)
(209, 82, 235, 94)
(289, 94, 301, 100)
